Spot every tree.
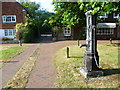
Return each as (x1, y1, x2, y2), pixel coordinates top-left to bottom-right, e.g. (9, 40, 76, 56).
(49, 2, 85, 28)
(49, 1, 120, 28)
(16, 23, 28, 46)
(16, 1, 53, 42)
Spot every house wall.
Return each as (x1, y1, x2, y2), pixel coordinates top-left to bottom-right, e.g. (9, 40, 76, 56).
(54, 25, 82, 41)
(1, 2, 26, 29)
(96, 14, 119, 40)
(0, 2, 26, 39)
(56, 29, 73, 40)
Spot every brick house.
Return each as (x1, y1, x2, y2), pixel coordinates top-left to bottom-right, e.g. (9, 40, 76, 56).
(96, 13, 120, 39)
(0, 2, 26, 39)
(52, 13, 119, 40)
(52, 24, 84, 41)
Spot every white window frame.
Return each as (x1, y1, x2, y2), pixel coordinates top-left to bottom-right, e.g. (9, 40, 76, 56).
(2, 15, 16, 23)
(64, 27, 71, 36)
(4, 29, 16, 36)
(113, 13, 119, 18)
(97, 28, 114, 35)
(98, 14, 108, 18)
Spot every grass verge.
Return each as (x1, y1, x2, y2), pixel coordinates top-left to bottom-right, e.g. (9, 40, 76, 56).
(0, 45, 28, 68)
(4, 45, 40, 88)
(53, 43, 120, 88)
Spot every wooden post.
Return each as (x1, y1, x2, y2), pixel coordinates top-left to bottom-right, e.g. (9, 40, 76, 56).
(110, 38, 112, 44)
(19, 40, 22, 46)
(67, 47, 69, 58)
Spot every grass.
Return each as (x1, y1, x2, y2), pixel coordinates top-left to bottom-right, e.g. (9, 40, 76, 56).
(4, 45, 40, 88)
(0, 45, 28, 68)
(53, 43, 120, 88)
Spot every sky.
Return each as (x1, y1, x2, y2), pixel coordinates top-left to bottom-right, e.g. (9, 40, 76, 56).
(30, 0, 54, 12)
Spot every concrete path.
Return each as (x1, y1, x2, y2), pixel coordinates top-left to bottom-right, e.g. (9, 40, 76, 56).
(26, 35, 78, 88)
(0, 44, 39, 88)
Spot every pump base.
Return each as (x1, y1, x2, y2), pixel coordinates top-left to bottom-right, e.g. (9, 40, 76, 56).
(79, 66, 104, 78)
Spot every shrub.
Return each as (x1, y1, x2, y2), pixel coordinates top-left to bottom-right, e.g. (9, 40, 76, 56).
(2, 37, 13, 41)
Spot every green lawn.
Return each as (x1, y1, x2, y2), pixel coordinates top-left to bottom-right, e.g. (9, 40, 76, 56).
(0, 45, 28, 68)
(53, 43, 119, 88)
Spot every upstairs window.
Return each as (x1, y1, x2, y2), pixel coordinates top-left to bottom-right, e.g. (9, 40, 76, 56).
(2, 15, 16, 23)
(64, 27, 71, 36)
(113, 13, 119, 18)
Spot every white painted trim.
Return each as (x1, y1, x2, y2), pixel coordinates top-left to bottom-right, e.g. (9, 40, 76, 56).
(2, 15, 16, 23)
(113, 13, 119, 18)
(98, 14, 108, 18)
(97, 28, 114, 35)
(0, 29, 16, 39)
(64, 27, 71, 36)
(97, 23, 116, 28)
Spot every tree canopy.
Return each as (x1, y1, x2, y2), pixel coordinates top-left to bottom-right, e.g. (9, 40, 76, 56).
(49, 1, 120, 27)
(16, 1, 53, 42)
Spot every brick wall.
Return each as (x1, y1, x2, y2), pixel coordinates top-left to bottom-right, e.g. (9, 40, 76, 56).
(0, 2, 26, 29)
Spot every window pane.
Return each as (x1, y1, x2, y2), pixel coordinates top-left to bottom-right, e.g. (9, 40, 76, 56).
(5, 29, 8, 36)
(6, 16, 11, 22)
(12, 16, 15, 21)
(9, 29, 13, 36)
(13, 29, 16, 35)
(2, 16, 6, 22)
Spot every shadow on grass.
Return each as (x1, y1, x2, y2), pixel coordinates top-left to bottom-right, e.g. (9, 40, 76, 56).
(69, 56, 83, 58)
(103, 68, 120, 76)
(107, 43, 120, 47)
(0, 60, 19, 63)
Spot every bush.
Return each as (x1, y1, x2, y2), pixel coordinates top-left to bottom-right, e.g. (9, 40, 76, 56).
(2, 37, 13, 41)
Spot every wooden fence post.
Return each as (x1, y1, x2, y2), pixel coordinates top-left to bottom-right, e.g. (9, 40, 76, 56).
(67, 47, 69, 58)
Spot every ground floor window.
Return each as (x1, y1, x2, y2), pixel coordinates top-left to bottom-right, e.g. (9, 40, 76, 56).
(64, 27, 71, 36)
(4, 29, 16, 36)
(97, 28, 114, 35)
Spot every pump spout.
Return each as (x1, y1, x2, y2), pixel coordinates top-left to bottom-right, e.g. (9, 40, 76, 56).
(79, 44, 87, 48)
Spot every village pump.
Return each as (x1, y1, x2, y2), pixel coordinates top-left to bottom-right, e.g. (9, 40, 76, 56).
(79, 10, 103, 78)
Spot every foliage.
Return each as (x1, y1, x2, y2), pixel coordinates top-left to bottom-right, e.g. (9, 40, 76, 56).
(50, 2, 120, 28)
(2, 37, 13, 41)
(119, 17, 120, 25)
(16, 1, 53, 42)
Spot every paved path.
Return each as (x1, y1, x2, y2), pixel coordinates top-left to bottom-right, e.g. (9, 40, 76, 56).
(0, 44, 39, 88)
(26, 39, 77, 88)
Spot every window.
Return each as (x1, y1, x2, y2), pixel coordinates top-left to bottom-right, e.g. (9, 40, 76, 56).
(2, 15, 16, 23)
(98, 14, 108, 18)
(4, 29, 16, 36)
(97, 28, 114, 35)
(113, 13, 119, 18)
(64, 27, 71, 36)
(5, 29, 8, 36)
